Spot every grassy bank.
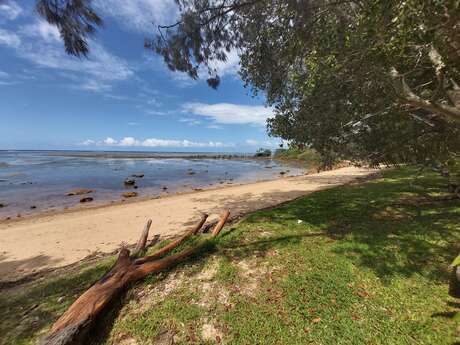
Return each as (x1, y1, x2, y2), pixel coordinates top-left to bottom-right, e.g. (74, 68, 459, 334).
(1, 167, 460, 344)
(273, 147, 322, 169)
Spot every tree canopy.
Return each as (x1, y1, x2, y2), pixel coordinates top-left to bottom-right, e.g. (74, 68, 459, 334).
(37, 0, 460, 169)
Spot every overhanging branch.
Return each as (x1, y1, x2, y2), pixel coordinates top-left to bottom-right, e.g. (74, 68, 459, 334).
(390, 67, 460, 124)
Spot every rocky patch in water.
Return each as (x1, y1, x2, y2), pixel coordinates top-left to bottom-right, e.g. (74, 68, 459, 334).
(79, 197, 93, 203)
(124, 178, 136, 186)
(122, 192, 138, 198)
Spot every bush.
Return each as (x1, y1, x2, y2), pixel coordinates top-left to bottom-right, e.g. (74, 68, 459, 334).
(254, 148, 272, 157)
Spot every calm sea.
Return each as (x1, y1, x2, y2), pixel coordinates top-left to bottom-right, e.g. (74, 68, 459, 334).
(0, 150, 305, 218)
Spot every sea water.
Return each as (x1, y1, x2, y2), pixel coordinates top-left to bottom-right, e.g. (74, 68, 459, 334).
(0, 150, 305, 218)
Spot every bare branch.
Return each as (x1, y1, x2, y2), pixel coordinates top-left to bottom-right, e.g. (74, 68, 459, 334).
(134, 213, 208, 265)
(390, 67, 460, 124)
(211, 210, 230, 236)
(132, 219, 152, 257)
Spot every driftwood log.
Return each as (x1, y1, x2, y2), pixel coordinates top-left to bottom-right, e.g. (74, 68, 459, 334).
(39, 210, 230, 345)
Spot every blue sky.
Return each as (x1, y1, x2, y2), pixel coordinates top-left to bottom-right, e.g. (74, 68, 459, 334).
(0, 0, 280, 152)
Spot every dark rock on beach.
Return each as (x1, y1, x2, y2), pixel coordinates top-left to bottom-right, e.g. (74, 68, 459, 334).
(0, 203, 5, 208)
(67, 188, 93, 196)
(80, 197, 94, 203)
(132, 173, 144, 178)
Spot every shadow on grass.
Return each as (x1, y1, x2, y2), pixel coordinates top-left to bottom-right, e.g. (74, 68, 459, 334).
(0, 259, 114, 345)
(243, 167, 460, 284)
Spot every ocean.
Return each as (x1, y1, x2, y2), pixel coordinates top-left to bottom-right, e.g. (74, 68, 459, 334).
(0, 150, 305, 218)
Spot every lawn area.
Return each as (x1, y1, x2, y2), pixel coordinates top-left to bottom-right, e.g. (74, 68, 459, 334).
(1, 167, 460, 344)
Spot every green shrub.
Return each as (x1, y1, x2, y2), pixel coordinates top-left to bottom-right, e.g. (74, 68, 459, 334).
(254, 148, 272, 157)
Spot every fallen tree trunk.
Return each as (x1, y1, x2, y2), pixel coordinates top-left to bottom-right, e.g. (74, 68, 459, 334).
(39, 211, 230, 345)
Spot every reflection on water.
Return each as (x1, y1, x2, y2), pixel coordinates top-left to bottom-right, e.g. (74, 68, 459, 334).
(0, 150, 306, 218)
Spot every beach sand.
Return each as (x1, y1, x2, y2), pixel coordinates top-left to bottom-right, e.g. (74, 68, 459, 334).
(0, 166, 377, 282)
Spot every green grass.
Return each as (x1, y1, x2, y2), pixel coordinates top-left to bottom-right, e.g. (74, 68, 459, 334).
(273, 147, 322, 167)
(1, 167, 460, 344)
(0, 259, 115, 345)
(116, 288, 203, 343)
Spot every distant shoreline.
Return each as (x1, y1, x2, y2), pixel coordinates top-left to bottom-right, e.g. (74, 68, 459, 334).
(44, 151, 257, 159)
(0, 149, 260, 160)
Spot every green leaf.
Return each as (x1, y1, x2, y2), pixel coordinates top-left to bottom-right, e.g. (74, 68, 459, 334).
(453, 312, 460, 322)
(451, 254, 460, 267)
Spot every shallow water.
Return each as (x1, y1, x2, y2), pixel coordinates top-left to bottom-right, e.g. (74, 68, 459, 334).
(0, 150, 305, 218)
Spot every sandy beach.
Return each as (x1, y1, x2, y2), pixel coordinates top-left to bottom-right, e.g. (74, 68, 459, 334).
(0, 166, 377, 283)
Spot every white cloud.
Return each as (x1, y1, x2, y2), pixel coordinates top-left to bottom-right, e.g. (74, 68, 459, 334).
(179, 118, 201, 126)
(80, 139, 96, 146)
(146, 98, 162, 107)
(21, 20, 61, 43)
(78, 80, 112, 92)
(206, 49, 240, 77)
(0, 29, 20, 47)
(119, 137, 141, 146)
(17, 39, 134, 81)
(143, 138, 232, 148)
(207, 124, 223, 129)
(144, 109, 169, 116)
(245, 139, 259, 146)
(168, 69, 198, 88)
(183, 102, 273, 126)
(167, 48, 240, 83)
(103, 137, 118, 145)
(80, 136, 234, 148)
(245, 138, 283, 148)
(0, 1, 22, 20)
(94, 0, 178, 33)
(0, 80, 18, 85)
(0, 69, 17, 85)
(0, 22, 134, 92)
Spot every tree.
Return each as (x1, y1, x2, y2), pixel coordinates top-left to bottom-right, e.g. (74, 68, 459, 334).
(36, 0, 102, 56)
(254, 148, 272, 157)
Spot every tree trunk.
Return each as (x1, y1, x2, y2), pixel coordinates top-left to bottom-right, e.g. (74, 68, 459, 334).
(39, 211, 230, 345)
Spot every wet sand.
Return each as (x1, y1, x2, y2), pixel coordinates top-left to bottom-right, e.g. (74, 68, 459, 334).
(0, 166, 378, 282)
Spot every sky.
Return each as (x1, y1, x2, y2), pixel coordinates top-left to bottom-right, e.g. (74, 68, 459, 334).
(0, 0, 281, 152)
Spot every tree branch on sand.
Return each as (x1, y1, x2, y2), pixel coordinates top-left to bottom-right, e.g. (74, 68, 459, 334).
(39, 210, 231, 345)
